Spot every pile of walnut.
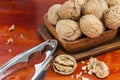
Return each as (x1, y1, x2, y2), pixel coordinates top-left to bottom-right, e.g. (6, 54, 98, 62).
(47, 0, 120, 41)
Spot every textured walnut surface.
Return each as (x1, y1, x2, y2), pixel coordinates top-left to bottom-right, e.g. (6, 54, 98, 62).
(58, 0, 81, 19)
(47, 4, 61, 25)
(79, 15, 104, 38)
(104, 5, 120, 29)
(56, 19, 81, 41)
(87, 57, 109, 78)
(82, 0, 108, 19)
(105, 0, 120, 7)
(53, 54, 77, 75)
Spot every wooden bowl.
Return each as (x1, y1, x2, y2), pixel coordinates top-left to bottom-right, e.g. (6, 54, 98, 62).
(44, 14, 118, 52)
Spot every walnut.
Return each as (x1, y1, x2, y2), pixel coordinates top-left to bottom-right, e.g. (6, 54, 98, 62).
(56, 19, 82, 41)
(47, 4, 61, 25)
(58, 0, 81, 19)
(104, 5, 120, 29)
(87, 57, 109, 78)
(82, 0, 108, 19)
(53, 54, 77, 75)
(105, 0, 120, 7)
(79, 15, 105, 38)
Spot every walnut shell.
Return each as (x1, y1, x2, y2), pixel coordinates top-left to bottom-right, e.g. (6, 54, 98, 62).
(69, 0, 87, 7)
(104, 5, 120, 29)
(105, 0, 120, 7)
(53, 54, 77, 75)
(58, 0, 81, 19)
(82, 0, 108, 19)
(47, 4, 61, 25)
(56, 19, 82, 41)
(79, 15, 105, 38)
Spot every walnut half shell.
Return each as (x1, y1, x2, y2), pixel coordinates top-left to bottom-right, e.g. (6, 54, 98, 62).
(53, 54, 77, 75)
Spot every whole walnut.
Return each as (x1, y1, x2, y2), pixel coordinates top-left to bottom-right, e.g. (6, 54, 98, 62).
(104, 5, 120, 29)
(56, 19, 82, 41)
(79, 15, 105, 38)
(47, 4, 61, 25)
(105, 0, 120, 7)
(58, 0, 81, 19)
(82, 0, 108, 19)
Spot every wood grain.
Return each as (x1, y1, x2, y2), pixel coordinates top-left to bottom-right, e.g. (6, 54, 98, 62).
(0, 0, 120, 80)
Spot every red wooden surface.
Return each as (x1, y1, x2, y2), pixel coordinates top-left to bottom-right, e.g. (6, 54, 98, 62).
(0, 0, 120, 80)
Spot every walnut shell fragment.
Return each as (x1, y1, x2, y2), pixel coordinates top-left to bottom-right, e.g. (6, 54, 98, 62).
(53, 54, 77, 75)
(8, 24, 15, 31)
(6, 37, 14, 44)
(104, 5, 120, 29)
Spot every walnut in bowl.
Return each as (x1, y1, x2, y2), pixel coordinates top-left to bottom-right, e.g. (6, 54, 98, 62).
(56, 19, 82, 41)
(79, 14, 105, 38)
(47, 4, 61, 25)
(104, 5, 120, 29)
(58, 0, 81, 19)
(82, 0, 108, 19)
(105, 0, 120, 7)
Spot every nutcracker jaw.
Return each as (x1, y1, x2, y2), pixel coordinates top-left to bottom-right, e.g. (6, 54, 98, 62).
(0, 39, 58, 80)
(32, 39, 58, 80)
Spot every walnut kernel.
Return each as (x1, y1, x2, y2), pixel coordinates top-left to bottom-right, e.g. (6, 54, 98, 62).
(53, 54, 77, 75)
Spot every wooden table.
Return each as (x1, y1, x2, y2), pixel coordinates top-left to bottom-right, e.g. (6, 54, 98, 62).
(0, 0, 120, 80)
